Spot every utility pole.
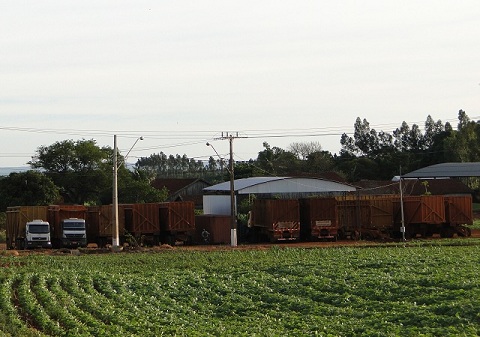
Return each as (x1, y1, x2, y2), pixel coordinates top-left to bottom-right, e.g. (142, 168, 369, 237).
(399, 166, 406, 241)
(214, 132, 245, 247)
(113, 135, 119, 248)
(112, 135, 143, 250)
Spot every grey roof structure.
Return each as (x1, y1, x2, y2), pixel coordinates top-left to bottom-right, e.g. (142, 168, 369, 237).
(204, 177, 356, 195)
(402, 162, 480, 178)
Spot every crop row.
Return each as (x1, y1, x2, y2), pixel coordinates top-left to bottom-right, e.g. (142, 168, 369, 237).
(0, 243, 480, 336)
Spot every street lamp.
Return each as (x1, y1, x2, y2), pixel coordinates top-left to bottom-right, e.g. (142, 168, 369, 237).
(206, 141, 237, 247)
(206, 142, 224, 173)
(112, 135, 143, 249)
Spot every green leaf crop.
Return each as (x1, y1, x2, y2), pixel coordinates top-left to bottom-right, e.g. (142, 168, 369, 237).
(0, 243, 479, 336)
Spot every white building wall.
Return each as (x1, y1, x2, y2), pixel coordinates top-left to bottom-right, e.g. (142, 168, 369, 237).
(203, 195, 237, 215)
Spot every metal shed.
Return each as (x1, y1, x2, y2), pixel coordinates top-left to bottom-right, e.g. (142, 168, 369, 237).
(203, 177, 356, 215)
(402, 162, 480, 178)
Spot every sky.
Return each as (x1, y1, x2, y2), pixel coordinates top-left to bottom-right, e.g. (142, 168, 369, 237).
(1, 1, 479, 169)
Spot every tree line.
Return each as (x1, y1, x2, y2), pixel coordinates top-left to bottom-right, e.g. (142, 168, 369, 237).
(0, 110, 477, 209)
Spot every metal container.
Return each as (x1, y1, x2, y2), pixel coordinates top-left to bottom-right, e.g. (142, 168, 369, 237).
(6, 206, 48, 249)
(444, 195, 473, 226)
(123, 203, 160, 236)
(369, 196, 396, 230)
(195, 214, 231, 244)
(397, 195, 446, 224)
(252, 199, 300, 241)
(159, 201, 195, 232)
(86, 204, 127, 247)
(335, 198, 370, 239)
(299, 198, 338, 240)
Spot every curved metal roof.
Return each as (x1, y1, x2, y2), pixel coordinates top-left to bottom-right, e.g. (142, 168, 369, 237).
(401, 162, 480, 178)
(204, 177, 356, 194)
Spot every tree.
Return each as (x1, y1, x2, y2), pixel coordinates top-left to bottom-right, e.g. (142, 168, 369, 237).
(304, 151, 334, 173)
(136, 152, 169, 177)
(393, 121, 422, 152)
(422, 115, 444, 149)
(117, 171, 168, 203)
(451, 111, 480, 162)
(256, 142, 299, 176)
(29, 139, 112, 204)
(29, 139, 164, 205)
(0, 171, 60, 210)
(234, 160, 255, 179)
(457, 109, 470, 130)
(288, 141, 323, 160)
(340, 118, 381, 157)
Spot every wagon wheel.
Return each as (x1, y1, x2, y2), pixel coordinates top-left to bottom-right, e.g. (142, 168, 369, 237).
(456, 226, 471, 237)
(362, 232, 373, 241)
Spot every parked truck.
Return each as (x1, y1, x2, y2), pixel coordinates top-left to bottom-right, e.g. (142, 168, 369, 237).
(6, 206, 52, 249)
(23, 220, 52, 249)
(48, 205, 88, 248)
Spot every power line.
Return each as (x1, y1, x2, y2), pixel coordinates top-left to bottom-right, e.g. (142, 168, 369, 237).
(0, 114, 478, 163)
(1, 114, 475, 140)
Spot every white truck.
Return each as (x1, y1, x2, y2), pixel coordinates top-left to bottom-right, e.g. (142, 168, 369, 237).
(7, 205, 88, 249)
(6, 206, 52, 249)
(57, 218, 87, 248)
(24, 220, 52, 249)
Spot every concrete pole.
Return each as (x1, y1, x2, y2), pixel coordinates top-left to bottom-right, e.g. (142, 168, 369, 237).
(112, 135, 119, 247)
(399, 168, 406, 241)
(229, 135, 237, 247)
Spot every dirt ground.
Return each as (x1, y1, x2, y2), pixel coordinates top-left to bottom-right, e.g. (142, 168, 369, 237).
(1, 229, 479, 256)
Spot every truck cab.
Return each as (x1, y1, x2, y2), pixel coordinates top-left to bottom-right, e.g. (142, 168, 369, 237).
(60, 218, 87, 247)
(25, 220, 52, 249)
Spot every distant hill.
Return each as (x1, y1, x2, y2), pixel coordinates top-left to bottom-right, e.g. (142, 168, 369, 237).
(0, 165, 135, 176)
(0, 167, 29, 176)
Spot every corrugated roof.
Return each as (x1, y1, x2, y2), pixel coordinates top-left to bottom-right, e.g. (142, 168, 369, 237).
(203, 177, 287, 192)
(204, 177, 355, 194)
(355, 179, 472, 195)
(402, 162, 480, 178)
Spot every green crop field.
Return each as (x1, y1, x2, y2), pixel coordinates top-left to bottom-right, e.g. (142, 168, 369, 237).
(1, 242, 480, 336)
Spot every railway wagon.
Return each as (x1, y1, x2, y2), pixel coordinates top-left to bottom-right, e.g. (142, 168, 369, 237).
(444, 195, 473, 237)
(359, 195, 397, 240)
(121, 201, 196, 246)
(299, 197, 339, 241)
(48, 205, 88, 248)
(298, 196, 396, 241)
(336, 198, 371, 240)
(159, 201, 196, 245)
(332, 194, 398, 240)
(250, 199, 300, 242)
(194, 214, 231, 244)
(86, 204, 127, 247)
(6, 205, 49, 249)
(123, 203, 161, 245)
(392, 195, 473, 238)
(393, 195, 445, 238)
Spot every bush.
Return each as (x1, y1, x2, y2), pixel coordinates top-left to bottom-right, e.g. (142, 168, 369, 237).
(0, 212, 5, 231)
